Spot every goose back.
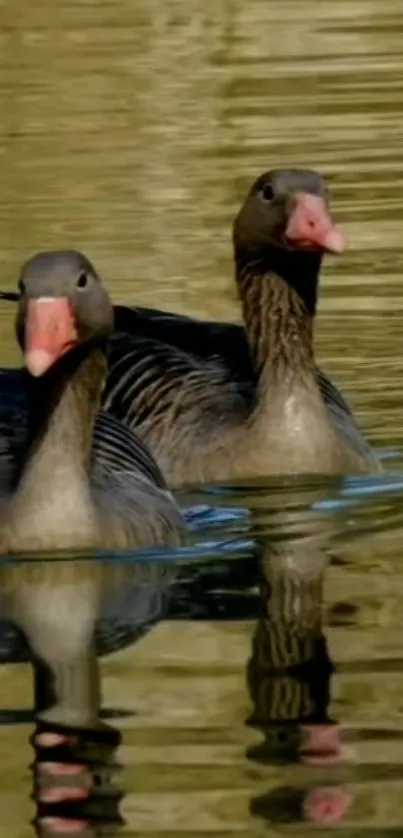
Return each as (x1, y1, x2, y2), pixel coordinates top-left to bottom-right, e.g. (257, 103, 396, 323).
(104, 312, 378, 482)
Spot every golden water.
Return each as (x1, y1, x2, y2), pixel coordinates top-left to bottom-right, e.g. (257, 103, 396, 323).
(1, 0, 403, 834)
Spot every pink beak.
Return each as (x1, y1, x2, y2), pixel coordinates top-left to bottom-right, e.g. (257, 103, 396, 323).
(285, 192, 346, 254)
(25, 297, 78, 376)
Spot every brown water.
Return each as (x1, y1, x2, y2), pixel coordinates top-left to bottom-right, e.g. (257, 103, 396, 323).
(1, 0, 403, 834)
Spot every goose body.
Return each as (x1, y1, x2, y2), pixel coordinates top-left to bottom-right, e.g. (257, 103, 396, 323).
(0, 353, 181, 553)
(105, 316, 376, 484)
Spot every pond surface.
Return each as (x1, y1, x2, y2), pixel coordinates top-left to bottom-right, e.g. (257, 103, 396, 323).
(1, 0, 403, 834)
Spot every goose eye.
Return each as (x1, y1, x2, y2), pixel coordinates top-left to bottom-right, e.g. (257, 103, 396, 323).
(77, 272, 88, 290)
(261, 183, 274, 202)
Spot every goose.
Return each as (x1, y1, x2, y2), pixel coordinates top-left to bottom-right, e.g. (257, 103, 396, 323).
(0, 250, 185, 728)
(104, 168, 379, 481)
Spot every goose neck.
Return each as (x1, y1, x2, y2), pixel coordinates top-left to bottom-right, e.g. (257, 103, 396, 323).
(17, 343, 106, 491)
(235, 249, 321, 383)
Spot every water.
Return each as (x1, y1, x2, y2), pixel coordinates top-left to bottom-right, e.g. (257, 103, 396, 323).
(1, 0, 403, 834)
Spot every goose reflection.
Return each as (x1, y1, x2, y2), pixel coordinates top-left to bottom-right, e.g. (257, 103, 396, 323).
(1, 536, 255, 835)
(10, 553, 177, 836)
(31, 718, 123, 837)
(246, 538, 352, 826)
(0, 554, 176, 728)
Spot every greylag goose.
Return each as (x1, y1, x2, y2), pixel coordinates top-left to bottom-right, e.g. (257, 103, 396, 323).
(104, 168, 379, 482)
(0, 251, 185, 727)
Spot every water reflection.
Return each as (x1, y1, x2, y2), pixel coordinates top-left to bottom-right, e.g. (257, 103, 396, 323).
(1, 471, 403, 831)
(31, 721, 123, 837)
(0, 555, 183, 729)
(246, 543, 352, 828)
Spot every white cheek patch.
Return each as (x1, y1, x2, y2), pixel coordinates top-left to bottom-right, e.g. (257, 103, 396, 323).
(35, 297, 63, 303)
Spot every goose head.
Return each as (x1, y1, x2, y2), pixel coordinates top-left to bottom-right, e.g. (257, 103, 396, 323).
(15, 250, 114, 377)
(233, 168, 346, 315)
(234, 168, 346, 257)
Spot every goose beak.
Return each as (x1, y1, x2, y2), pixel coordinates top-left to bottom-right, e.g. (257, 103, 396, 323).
(285, 192, 346, 254)
(25, 297, 78, 377)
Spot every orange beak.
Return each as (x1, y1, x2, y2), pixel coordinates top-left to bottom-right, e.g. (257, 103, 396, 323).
(25, 297, 78, 377)
(285, 192, 346, 254)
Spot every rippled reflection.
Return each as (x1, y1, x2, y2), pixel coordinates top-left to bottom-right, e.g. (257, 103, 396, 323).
(0, 471, 401, 831)
(31, 722, 123, 837)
